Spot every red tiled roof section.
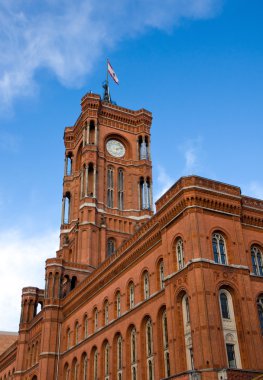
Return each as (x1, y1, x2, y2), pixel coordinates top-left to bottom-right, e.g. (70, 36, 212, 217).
(0, 331, 18, 355)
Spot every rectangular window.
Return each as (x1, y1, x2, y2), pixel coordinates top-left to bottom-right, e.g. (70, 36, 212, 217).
(226, 344, 236, 368)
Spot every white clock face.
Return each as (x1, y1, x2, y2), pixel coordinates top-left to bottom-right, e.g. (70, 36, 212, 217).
(106, 139, 125, 158)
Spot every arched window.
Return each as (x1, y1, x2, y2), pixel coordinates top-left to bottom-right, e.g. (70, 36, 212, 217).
(140, 177, 151, 210)
(129, 282, 135, 309)
(176, 238, 184, 269)
(146, 319, 154, 380)
(257, 295, 263, 335)
(118, 169, 124, 210)
(93, 349, 98, 380)
(220, 292, 230, 319)
(64, 363, 70, 380)
(75, 322, 79, 345)
(107, 238, 115, 257)
(63, 192, 71, 224)
(116, 291, 121, 317)
(143, 271, 150, 300)
(158, 260, 165, 290)
(131, 328, 137, 365)
(146, 319, 153, 357)
(94, 308, 98, 332)
(219, 289, 241, 368)
(81, 353, 88, 380)
(212, 232, 227, 264)
(72, 358, 78, 380)
(162, 310, 170, 377)
(117, 335, 123, 379)
(130, 327, 137, 380)
(104, 300, 109, 325)
(105, 342, 110, 379)
(251, 245, 263, 276)
(84, 314, 88, 339)
(65, 153, 73, 176)
(182, 294, 193, 370)
(107, 167, 114, 208)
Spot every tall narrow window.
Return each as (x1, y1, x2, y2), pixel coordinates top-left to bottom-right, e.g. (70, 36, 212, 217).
(251, 245, 263, 276)
(94, 349, 98, 380)
(129, 282, 135, 309)
(118, 169, 124, 210)
(140, 177, 151, 210)
(220, 293, 230, 319)
(94, 308, 98, 332)
(117, 336, 123, 379)
(212, 233, 227, 264)
(257, 296, 263, 335)
(73, 359, 78, 380)
(75, 322, 79, 345)
(107, 167, 114, 208)
(66, 153, 73, 176)
(84, 315, 88, 339)
(131, 328, 137, 365)
(162, 311, 170, 377)
(176, 238, 184, 270)
(105, 343, 110, 379)
(63, 193, 71, 224)
(219, 289, 242, 369)
(159, 260, 165, 290)
(82, 353, 88, 380)
(226, 344, 236, 368)
(143, 271, 150, 300)
(146, 319, 154, 380)
(182, 294, 193, 370)
(146, 319, 153, 357)
(107, 238, 115, 257)
(116, 291, 121, 317)
(104, 300, 109, 325)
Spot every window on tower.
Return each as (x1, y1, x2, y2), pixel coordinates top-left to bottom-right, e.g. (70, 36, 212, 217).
(107, 238, 115, 257)
(251, 245, 263, 276)
(140, 177, 151, 210)
(118, 168, 124, 210)
(212, 232, 227, 264)
(107, 167, 114, 208)
(257, 295, 263, 335)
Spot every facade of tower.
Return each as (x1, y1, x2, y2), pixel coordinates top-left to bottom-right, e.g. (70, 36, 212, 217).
(0, 93, 263, 380)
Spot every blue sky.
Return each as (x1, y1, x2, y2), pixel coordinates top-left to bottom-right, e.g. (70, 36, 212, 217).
(0, 0, 263, 331)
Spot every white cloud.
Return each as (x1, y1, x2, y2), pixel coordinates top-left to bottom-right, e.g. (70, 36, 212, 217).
(0, 0, 222, 109)
(0, 228, 58, 331)
(154, 164, 174, 201)
(243, 181, 263, 200)
(181, 136, 203, 174)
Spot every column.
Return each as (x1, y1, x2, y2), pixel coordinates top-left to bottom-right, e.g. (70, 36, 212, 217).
(147, 138, 151, 160)
(85, 165, 89, 196)
(83, 127, 86, 146)
(149, 181, 153, 210)
(86, 122, 90, 144)
(61, 197, 65, 224)
(80, 170, 84, 198)
(64, 157, 67, 176)
(144, 179, 147, 209)
(138, 182, 141, 209)
(93, 166, 96, 198)
(95, 123, 98, 145)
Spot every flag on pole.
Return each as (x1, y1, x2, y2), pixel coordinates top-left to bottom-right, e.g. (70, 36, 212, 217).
(107, 60, 119, 84)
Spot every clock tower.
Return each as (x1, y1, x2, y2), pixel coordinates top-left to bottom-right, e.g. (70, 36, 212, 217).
(55, 92, 153, 288)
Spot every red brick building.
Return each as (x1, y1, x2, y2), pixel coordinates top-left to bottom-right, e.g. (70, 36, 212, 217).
(0, 93, 263, 380)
